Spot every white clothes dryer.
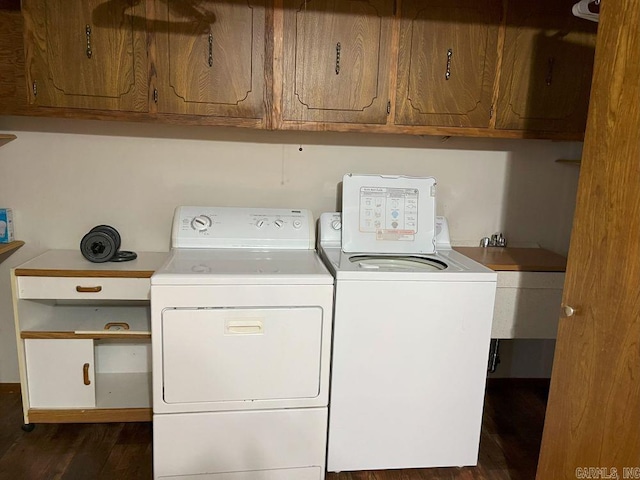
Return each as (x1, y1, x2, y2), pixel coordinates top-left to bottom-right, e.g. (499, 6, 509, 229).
(152, 207, 334, 480)
(319, 174, 497, 472)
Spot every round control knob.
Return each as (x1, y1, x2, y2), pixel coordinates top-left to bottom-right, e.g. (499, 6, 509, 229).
(331, 219, 342, 230)
(191, 215, 212, 232)
(292, 220, 303, 229)
(274, 219, 284, 228)
(255, 219, 266, 228)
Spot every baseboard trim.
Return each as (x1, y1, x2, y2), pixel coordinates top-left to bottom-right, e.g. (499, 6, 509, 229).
(0, 383, 20, 394)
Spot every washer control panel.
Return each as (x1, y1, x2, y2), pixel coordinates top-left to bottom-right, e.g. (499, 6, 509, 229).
(318, 212, 342, 249)
(172, 206, 315, 249)
(319, 212, 452, 251)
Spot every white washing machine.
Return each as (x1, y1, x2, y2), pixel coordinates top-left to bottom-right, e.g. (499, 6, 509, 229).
(319, 174, 497, 472)
(152, 206, 334, 480)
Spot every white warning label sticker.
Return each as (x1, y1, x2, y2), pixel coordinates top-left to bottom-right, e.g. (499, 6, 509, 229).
(359, 187, 419, 241)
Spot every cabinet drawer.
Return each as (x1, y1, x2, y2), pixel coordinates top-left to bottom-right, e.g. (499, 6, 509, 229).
(17, 277, 151, 300)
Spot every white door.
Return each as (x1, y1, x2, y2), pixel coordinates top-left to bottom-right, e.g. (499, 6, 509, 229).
(162, 307, 323, 404)
(25, 339, 96, 408)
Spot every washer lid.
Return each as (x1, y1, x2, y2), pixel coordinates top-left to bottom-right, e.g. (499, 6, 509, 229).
(319, 246, 498, 281)
(342, 174, 437, 254)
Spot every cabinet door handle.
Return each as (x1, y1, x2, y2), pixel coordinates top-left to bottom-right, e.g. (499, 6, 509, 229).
(335, 42, 341, 75)
(208, 33, 213, 67)
(445, 48, 453, 80)
(546, 57, 555, 86)
(76, 285, 102, 293)
(86, 25, 92, 59)
(104, 322, 130, 331)
(83, 363, 91, 385)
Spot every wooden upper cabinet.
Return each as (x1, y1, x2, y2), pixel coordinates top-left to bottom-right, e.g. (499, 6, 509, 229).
(151, 0, 267, 121)
(22, 0, 148, 112)
(496, 0, 597, 133)
(11, 0, 597, 138)
(395, 0, 501, 128)
(281, 0, 394, 125)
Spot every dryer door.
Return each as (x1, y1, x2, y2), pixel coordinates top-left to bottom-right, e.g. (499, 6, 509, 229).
(162, 307, 323, 404)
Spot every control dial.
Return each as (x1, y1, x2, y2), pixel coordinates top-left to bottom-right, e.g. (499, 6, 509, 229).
(191, 215, 212, 232)
(331, 219, 342, 231)
(274, 219, 284, 228)
(255, 219, 266, 228)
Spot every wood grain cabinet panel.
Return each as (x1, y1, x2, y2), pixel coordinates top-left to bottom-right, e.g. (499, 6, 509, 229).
(281, 0, 393, 124)
(0, 9, 29, 115)
(22, 0, 148, 112)
(395, 0, 501, 128)
(152, 0, 267, 121)
(496, 0, 597, 133)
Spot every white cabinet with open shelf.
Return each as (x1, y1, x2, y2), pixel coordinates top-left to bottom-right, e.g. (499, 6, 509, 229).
(19, 303, 151, 338)
(11, 250, 166, 426)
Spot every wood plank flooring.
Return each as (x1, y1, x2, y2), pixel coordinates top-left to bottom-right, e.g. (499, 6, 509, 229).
(0, 380, 548, 480)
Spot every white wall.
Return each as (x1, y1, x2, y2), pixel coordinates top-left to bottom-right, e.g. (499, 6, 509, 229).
(0, 116, 583, 382)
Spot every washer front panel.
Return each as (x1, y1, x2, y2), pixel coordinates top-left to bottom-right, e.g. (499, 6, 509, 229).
(327, 278, 496, 471)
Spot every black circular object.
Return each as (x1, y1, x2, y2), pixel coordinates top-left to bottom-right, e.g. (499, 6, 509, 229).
(21, 423, 35, 432)
(80, 230, 118, 263)
(81, 225, 137, 263)
(90, 224, 121, 252)
(111, 250, 138, 262)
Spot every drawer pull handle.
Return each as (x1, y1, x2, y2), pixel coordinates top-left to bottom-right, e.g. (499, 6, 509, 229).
(86, 25, 92, 59)
(546, 57, 555, 86)
(445, 48, 453, 80)
(83, 363, 91, 385)
(76, 286, 102, 293)
(104, 322, 130, 331)
(208, 32, 213, 67)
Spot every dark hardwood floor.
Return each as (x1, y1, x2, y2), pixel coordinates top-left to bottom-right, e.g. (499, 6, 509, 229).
(0, 380, 548, 480)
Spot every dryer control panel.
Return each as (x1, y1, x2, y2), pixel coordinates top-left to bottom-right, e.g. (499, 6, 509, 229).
(172, 206, 315, 249)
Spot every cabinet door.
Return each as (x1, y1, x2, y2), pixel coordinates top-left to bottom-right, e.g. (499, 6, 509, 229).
(152, 0, 266, 120)
(282, 0, 394, 124)
(496, 0, 597, 133)
(23, 0, 148, 111)
(395, 0, 501, 128)
(25, 339, 95, 408)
